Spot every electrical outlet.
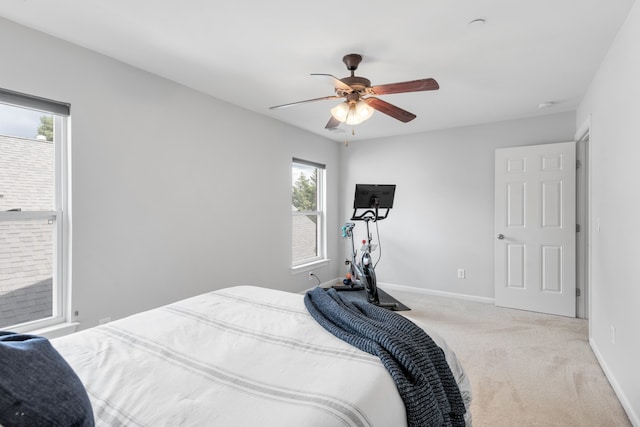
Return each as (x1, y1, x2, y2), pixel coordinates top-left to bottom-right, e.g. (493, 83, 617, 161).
(308, 271, 314, 281)
(457, 268, 465, 279)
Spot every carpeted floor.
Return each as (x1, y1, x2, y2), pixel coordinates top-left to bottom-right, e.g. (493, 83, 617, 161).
(382, 287, 631, 427)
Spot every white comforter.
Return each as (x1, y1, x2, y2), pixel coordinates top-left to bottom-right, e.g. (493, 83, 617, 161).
(53, 286, 471, 426)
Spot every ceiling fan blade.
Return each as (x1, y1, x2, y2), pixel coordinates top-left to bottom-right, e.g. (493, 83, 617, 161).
(311, 73, 353, 92)
(364, 97, 417, 123)
(368, 78, 439, 95)
(325, 115, 341, 129)
(269, 95, 342, 110)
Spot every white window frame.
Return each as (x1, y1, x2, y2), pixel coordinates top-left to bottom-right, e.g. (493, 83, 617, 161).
(0, 89, 70, 333)
(291, 158, 327, 270)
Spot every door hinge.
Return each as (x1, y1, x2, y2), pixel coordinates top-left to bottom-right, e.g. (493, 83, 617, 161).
(576, 160, 582, 168)
(576, 224, 581, 232)
(576, 288, 581, 297)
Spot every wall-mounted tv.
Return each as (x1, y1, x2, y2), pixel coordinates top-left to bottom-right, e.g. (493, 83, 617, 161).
(353, 184, 396, 208)
(351, 184, 396, 220)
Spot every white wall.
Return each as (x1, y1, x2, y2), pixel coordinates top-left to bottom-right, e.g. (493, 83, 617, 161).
(340, 112, 575, 298)
(0, 17, 342, 329)
(577, 1, 640, 423)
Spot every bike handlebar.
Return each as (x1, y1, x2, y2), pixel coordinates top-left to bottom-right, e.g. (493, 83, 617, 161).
(341, 222, 355, 238)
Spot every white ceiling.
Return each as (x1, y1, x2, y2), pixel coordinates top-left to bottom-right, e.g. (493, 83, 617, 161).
(0, 1, 635, 142)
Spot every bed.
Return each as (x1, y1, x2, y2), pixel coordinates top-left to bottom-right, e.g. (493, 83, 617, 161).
(49, 285, 472, 426)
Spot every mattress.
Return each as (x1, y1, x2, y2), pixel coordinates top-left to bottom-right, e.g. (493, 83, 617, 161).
(53, 286, 472, 426)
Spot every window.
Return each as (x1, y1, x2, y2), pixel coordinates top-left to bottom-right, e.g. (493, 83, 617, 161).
(291, 159, 325, 267)
(0, 89, 70, 331)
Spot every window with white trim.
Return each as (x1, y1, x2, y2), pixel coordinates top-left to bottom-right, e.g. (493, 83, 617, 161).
(0, 89, 70, 331)
(291, 159, 325, 267)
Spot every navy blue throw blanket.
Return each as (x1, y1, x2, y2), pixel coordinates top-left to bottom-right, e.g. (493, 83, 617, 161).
(304, 288, 466, 427)
(0, 331, 94, 427)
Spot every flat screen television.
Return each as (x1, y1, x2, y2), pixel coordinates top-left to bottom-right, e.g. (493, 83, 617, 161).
(353, 184, 396, 209)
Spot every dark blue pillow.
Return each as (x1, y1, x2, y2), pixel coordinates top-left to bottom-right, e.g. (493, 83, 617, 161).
(0, 331, 94, 427)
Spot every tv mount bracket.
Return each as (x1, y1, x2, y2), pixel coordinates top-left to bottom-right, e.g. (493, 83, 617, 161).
(351, 199, 390, 221)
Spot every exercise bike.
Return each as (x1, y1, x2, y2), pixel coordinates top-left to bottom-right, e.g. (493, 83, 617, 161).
(340, 219, 381, 304)
(335, 184, 398, 309)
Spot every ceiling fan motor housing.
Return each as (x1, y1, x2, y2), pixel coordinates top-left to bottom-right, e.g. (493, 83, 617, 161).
(338, 76, 371, 96)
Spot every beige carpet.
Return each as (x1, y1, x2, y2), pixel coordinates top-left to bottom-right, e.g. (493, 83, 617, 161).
(383, 287, 631, 427)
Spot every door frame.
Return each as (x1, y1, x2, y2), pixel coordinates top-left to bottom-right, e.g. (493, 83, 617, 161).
(575, 117, 591, 320)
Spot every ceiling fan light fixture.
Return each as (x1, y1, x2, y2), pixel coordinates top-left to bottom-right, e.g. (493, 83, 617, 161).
(330, 100, 374, 125)
(330, 102, 349, 122)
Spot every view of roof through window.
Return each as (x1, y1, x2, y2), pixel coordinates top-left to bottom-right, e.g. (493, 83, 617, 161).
(0, 102, 56, 328)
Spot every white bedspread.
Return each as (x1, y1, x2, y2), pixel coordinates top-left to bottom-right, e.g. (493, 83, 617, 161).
(53, 286, 471, 426)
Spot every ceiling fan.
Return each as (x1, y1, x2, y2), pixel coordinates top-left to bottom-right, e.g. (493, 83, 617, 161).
(269, 53, 439, 130)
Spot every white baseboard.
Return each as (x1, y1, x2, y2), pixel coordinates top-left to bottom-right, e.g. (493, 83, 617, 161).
(301, 279, 341, 294)
(379, 282, 495, 304)
(589, 338, 639, 427)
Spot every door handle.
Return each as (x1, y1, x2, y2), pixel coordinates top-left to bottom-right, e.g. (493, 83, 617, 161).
(497, 234, 505, 240)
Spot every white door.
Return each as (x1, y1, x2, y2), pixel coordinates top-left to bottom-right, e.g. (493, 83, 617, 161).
(495, 141, 576, 317)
